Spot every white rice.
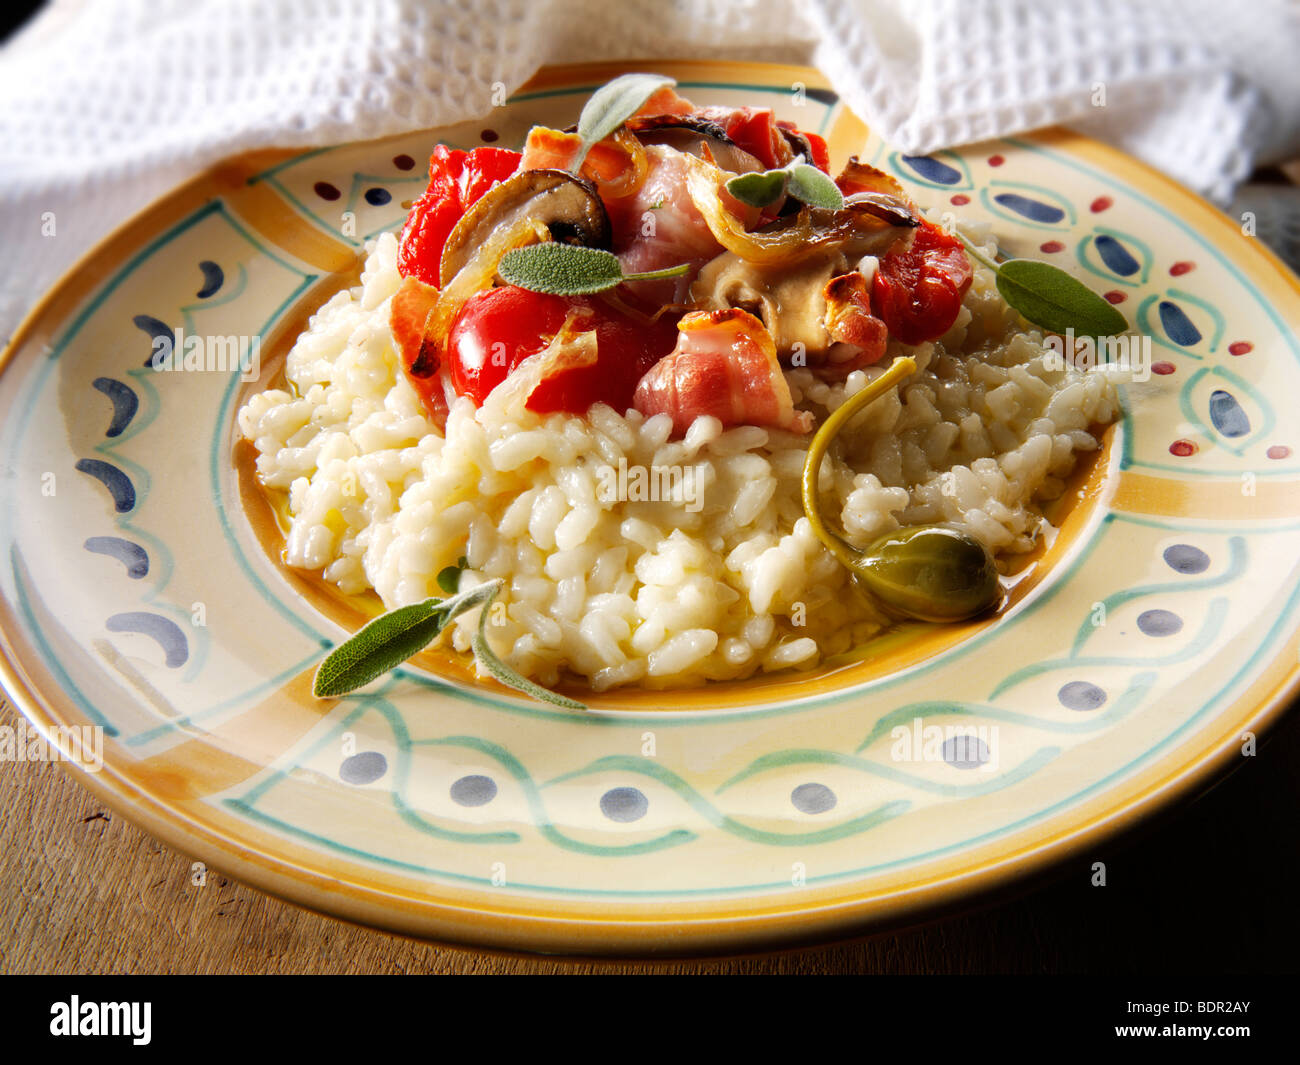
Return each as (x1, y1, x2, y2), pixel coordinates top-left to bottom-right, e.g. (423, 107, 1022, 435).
(238, 229, 1119, 690)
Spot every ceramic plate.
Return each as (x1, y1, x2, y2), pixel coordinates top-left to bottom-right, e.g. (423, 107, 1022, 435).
(3, 61, 1299, 956)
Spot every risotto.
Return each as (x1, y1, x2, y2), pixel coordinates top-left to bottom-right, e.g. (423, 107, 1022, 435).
(238, 225, 1118, 691)
(238, 75, 1128, 698)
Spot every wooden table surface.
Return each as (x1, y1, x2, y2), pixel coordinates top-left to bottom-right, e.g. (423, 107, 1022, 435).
(2, 691, 1297, 974)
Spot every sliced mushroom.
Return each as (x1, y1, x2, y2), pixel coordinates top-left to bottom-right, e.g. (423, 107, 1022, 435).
(626, 114, 766, 175)
(693, 251, 901, 371)
(691, 247, 851, 359)
(778, 126, 816, 167)
(438, 168, 611, 288)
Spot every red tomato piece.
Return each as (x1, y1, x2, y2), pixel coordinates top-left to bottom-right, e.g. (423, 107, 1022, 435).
(447, 286, 680, 414)
(871, 222, 973, 345)
(696, 106, 787, 170)
(397, 145, 522, 286)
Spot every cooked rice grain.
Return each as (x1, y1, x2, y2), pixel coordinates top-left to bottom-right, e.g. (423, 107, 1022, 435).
(239, 230, 1118, 690)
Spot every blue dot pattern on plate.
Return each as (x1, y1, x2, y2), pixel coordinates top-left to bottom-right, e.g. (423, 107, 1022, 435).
(84, 535, 149, 579)
(942, 735, 989, 769)
(992, 192, 1065, 224)
(900, 154, 962, 184)
(1058, 680, 1107, 711)
(131, 314, 174, 366)
(600, 787, 648, 823)
(364, 187, 392, 206)
(106, 611, 188, 667)
(449, 774, 497, 807)
(1163, 544, 1210, 574)
(1208, 389, 1251, 438)
(91, 377, 139, 437)
(75, 458, 136, 512)
(340, 751, 387, 785)
(196, 260, 224, 299)
(790, 782, 837, 814)
(1095, 234, 1140, 276)
(1137, 608, 1183, 637)
(1157, 300, 1202, 346)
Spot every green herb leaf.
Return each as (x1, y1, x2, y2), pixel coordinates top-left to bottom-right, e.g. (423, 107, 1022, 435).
(312, 580, 499, 698)
(725, 169, 789, 209)
(785, 163, 844, 210)
(472, 597, 587, 710)
(993, 259, 1129, 337)
(499, 244, 624, 294)
(498, 243, 688, 295)
(725, 161, 844, 212)
(573, 73, 675, 171)
(436, 555, 468, 594)
(313, 577, 586, 708)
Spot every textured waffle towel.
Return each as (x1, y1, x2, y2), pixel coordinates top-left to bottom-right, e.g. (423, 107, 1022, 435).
(2, 0, 1298, 336)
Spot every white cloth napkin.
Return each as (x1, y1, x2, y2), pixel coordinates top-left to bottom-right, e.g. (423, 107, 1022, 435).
(2, 0, 1298, 339)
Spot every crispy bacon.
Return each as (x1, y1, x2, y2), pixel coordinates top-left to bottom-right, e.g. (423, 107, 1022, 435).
(633, 308, 813, 436)
(634, 85, 696, 118)
(822, 272, 889, 374)
(835, 157, 908, 199)
(519, 126, 583, 172)
(520, 126, 647, 200)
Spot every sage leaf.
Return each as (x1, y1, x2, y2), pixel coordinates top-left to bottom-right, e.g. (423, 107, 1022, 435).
(725, 162, 844, 212)
(994, 258, 1128, 337)
(726, 169, 789, 209)
(498, 243, 625, 294)
(785, 163, 844, 210)
(573, 73, 675, 170)
(313, 580, 500, 698)
(498, 243, 688, 295)
(436, 555, 468, 594)
(472, 597, 587, 710)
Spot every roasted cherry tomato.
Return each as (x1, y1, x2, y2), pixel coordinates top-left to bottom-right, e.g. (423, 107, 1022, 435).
(397, 145, 522, 286)
(697, 107, 829, 172)
(871, 221, 973, 345)
(447, 286, 680, 414)
(719, 107, 786, 170)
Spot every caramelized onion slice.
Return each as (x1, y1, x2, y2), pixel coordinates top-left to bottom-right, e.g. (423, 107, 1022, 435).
(681, 153, 914, 266)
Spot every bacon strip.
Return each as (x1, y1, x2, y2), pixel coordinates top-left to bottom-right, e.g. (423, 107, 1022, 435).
(390, 275, 450, 428)
(633, 309, 813, 436)
(822, 272, 889, 374)
(634, 86, 696, 118)
(835, 156, 908, 199)
(520, 126, 647, 199)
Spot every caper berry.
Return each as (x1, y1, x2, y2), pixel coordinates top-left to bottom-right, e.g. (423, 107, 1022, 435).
(853, 524, 999, 622)
(801, 355, 1000, 624)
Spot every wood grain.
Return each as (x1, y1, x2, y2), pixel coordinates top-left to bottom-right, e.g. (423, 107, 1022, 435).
(2, 694, 1297, 974)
